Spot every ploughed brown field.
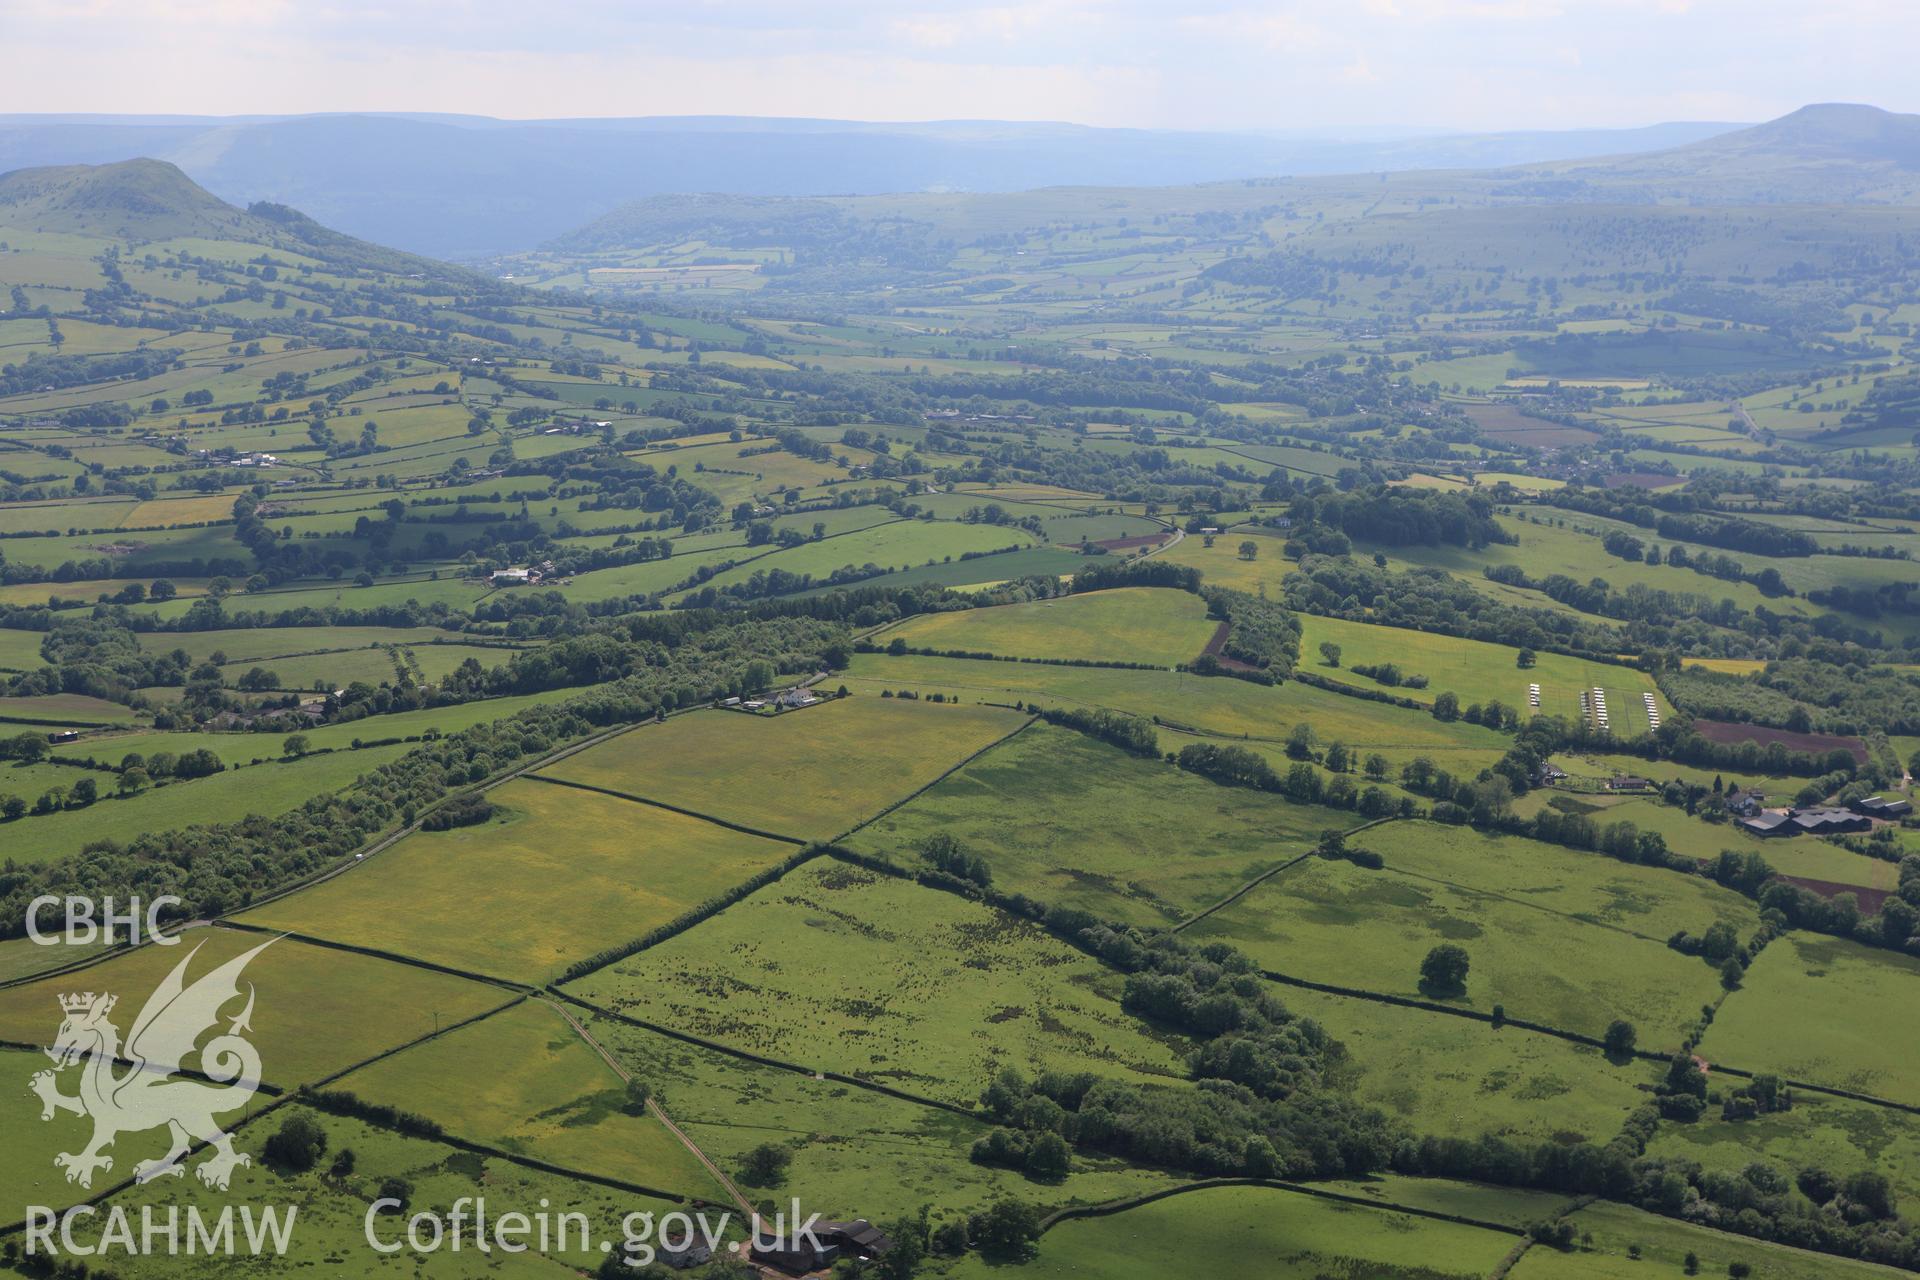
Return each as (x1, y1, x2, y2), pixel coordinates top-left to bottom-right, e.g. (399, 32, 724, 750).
(1462, 402, 1599, 448)
(1779, 876, 1891, 915)
(1690, 717, 1868, 765)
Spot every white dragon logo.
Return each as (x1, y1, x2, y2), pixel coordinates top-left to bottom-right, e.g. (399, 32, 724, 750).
(29, 937, 275, 1191)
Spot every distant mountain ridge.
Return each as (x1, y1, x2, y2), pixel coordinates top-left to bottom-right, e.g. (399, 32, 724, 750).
(1525, 103, 1920, 204)
(0, 158, 472, 281)
(549, 104, 1920, 257)
(0, 112, 1744, 258)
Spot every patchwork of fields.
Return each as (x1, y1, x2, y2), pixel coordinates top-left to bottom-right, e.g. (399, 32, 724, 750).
(3, 129, 1920, 1279)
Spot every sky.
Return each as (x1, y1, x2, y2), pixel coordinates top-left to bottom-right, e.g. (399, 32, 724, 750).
(3, 0, 1916, 133)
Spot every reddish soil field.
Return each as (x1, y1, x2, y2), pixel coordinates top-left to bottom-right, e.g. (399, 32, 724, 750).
(1200, 620, 1259, 672)
(1691, 718, 1868, 764)
(1777, 876, 1889, 916)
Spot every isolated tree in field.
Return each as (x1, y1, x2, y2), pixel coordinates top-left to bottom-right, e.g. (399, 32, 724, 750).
(283, 733, 310, 759)
(1319, 641, 1342, 667)
(1238, 540, 1258, 561)
(116, 767, 149, 797)
(1603, 1019, 1637, 1059)
(1432, 691, 1460, 722)
(739, 1142, 791, 1186)
(1316, 829, 1347, 860)
(1364, 753, 1390, 779)
(1517, 647, 1536, 669)
(263, 1113, 327, 1172)
(1285, 722, 1317, 760)
(1324, 741, 1350, 773)
(1419, 944, 1471, 995)
(6, 732, 48, 763)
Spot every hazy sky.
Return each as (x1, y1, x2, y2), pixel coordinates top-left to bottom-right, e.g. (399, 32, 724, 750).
(5, 0, 1915, 132)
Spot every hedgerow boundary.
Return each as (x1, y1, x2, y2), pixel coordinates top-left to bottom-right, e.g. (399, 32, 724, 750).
(1033, 1174, 1528, 1237)
(522, 772, 811, 845)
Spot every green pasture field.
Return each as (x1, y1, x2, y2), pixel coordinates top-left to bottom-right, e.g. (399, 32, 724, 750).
(0, 626, 46, 669)
(1186, 849, 1725, 1044)
(134, 624, 456, 664)
(565, 861, 1190, 1106)
(1308, 1175, 1576, 1228)
(0, 926, 510, 1087)
(218, 645, 402, 690)
(1284, 983, 1653, 1145)
(0, 742, 415, 865)
(1152, 527, 1299, 593)
(878, 586, 1215, 667)
(803, 544, 1089, 595)
(135, 572, 496, 617)
(275, 685, 587, 752)
(1296, 614, 1671, 728)
(1645, 1090, 1920, 1224)
(585, 1015, 1187, 1225)
(1370, 515, 1815, 625)
(841, 652, 1514, 771)
(0, 932, 115, 982)
(537, 698, 1029, 841)
(406, 641, 531, 681)
(0, 760, 120, 797)
(0, 523, 250, 571)
(1547, 749, 1801, 796)
(335, 999, 717, 1196)
(1757, 839, 1906, 892)
(546, 544, 740, 603)
(11, 1103, 646, 1277)
(1513, 795, 1900, 895)
(1698, 933, 1920, 1105)
(1475, 471, 1567, 491)
(1511, 1199, 1911, 1280)
(52, 727, 364, 769)
(636, 439, 847, 503)
(0, 692, 139, 725)
(239, 777, 797, 982)
(1356, 821, 1760, 943)
(1033, 511, 1163, 543)
(0, 494, 138, 533)
(948, 1182, 1520, 1280)
(846, 722, 1365, 926)
(1553, 507, 1920, 605)
(666, 519, 1030, 598)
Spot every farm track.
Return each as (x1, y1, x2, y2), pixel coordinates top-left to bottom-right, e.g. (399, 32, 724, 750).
(1, 992, 705, 1236)
(1170, 814, 1404, 934)
(540, 996, 755, 1219)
